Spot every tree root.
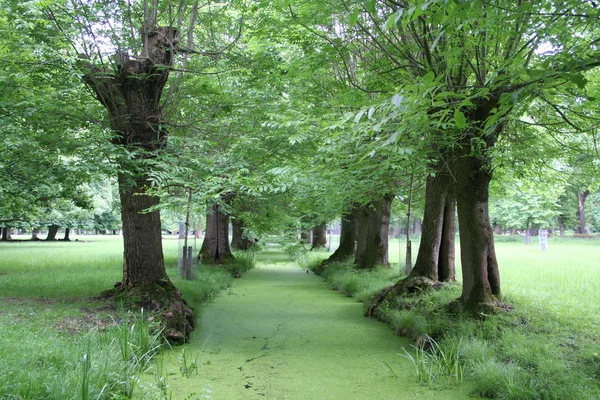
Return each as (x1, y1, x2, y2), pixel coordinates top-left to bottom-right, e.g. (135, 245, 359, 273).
(365, 276, 440, 318)
(101, 279, 195, 345)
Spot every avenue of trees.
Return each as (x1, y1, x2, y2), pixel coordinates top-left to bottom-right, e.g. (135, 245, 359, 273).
(1, 0, 600, 339)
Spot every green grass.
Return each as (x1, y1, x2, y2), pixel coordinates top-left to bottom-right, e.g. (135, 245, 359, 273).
(311, 236, 600, 399)
(0, 235, 232, 399)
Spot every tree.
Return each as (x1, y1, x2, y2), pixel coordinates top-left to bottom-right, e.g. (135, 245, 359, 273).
(346, 0, 600, 313)
(53, 0, 226, 343)
(198, 195, 235, 265)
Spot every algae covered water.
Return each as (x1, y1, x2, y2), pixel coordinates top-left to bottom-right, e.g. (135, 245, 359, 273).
(145, 251, 470, 399)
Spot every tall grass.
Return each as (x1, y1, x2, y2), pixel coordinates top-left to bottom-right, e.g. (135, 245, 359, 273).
(0, 235, 232, 399)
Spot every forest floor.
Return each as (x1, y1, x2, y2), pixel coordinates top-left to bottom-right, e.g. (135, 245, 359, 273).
(142, 249, 471, 400)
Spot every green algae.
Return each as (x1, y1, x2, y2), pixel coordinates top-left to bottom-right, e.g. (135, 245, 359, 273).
(142, 252, 472, 399)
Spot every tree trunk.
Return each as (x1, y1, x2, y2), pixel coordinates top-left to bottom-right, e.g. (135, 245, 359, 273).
(311, 223, 327, 250)
(1, 227, 11, 241)
(45, 224, 59, 241)
(409, 172, 455, 281)
(80, 26, 194, 344)
(324, 205, 359, 264)
(198, 200, 234, 264)
(31, 229, 40, 241)
(454, 146, 501, 312)
(354, 195, 392, 269)
(438, 190, 456, 282)
(231, 218, 254, 250)
(558, 215, 566, 238)
(118, 173, 168, 286)
(577, 190, 590, 234)
(63, 228, 71, 241)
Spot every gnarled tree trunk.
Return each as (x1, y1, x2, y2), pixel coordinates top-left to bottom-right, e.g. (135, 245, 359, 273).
(354, 195, 392, 270)
(80, 26, 193, 344)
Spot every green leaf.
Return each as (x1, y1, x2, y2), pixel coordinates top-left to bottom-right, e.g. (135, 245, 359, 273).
(349, 10, 360, 27)
(367, 107, 375, 120)
(364, 0, 376, 14)
(454, 109, 466, 128)
(385, 14, 397, 30)
(354, 109, 366, 123)
(568, 73, 588, 90)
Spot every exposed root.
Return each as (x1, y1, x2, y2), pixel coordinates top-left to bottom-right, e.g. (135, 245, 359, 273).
(366, 276, 440, 318)
(101, 279, 194, 345)
(449, 297, 513, 318)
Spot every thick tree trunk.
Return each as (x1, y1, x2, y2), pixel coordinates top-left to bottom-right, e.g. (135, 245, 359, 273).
(63, 228, 71, 241)
(454, 147, 501, 312)
(409, 172, 455, 281)
(81, 26, 193, 344)
(577, 190, 590, 234)
(324, 205, 359, 264)
(118, 173, 168, 286)
(231, 218, 254, 250)
(354, 195, 392, 269)
(45, 224, 59, 241)
(198, 200, 234, 264)
(311, 223, 327, 250)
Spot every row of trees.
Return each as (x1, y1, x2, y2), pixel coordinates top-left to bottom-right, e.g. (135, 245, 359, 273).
(1, 0, 599, 339)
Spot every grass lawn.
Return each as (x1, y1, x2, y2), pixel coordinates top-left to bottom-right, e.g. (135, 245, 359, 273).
(0, 235, 232, 399)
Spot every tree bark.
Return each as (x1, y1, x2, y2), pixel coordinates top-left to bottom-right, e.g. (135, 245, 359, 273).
(577, 190, 590, 234)
(311, 223, 327, 250)
(409, 171, 455, 281)
(63, 228, 71, 241)
(324, 204, 359, 264)
(438, 189, 456, 282)
(454, 129, 502, 312)
(118, 173, 168, 286)
(354, 195, 392, 269)
(231, 218, 254, 250)
(45, 224, 59, 241)
(198, 199, 234, 264)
